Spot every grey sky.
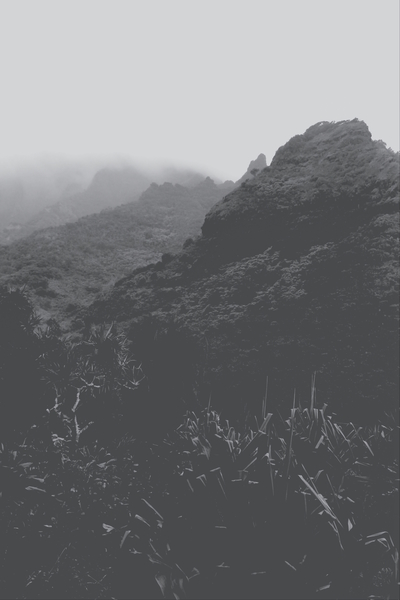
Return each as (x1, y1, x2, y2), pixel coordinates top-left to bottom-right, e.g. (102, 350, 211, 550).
(0, 0, 398, 181)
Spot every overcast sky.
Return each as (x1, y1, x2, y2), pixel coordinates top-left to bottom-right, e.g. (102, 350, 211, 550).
(0, 0, 398, 181)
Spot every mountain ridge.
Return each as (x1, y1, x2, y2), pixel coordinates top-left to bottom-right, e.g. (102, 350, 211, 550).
(86, 119, 399, 418)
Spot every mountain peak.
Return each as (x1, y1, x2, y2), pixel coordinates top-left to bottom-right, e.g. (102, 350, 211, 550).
(248, 153, 267, 171)
(194, 176, 217, 189)
(271, 119, 373, 170)
(236, 153, 267, 184)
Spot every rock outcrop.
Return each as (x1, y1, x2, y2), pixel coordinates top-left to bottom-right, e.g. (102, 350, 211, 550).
(235, 152, 267, 185)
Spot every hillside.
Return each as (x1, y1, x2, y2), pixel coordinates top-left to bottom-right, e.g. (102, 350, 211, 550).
(87, 120, 399, 419)
(0, 177, 235, 325)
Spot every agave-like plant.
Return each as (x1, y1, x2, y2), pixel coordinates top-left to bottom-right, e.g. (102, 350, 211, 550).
(113, 379, 398, 599)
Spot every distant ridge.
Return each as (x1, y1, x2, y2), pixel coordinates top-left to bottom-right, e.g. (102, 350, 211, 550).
(0, 164, 211, 244)
(0, 175, 238, 324)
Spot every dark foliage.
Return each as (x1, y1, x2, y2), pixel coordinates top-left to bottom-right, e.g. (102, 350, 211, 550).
(0, 289, 398, 599)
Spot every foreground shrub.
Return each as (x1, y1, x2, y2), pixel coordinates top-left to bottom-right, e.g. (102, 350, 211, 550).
(1, 388, 397, 599)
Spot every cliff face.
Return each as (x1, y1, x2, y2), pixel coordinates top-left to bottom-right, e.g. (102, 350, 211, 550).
(88, 120, 399, 418)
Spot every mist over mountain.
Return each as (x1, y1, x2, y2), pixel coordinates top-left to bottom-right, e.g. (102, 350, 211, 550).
(86, 119, 399, 419)
(0, 158, 100, 232)
(0, 160, 213, 244)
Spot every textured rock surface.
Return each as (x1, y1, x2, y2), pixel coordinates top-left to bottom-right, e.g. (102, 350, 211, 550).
(88, 120, 399, 418)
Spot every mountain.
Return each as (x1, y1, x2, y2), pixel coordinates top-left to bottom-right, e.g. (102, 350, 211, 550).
(0, 177, 235, 325)
(86, 120, 399, 419)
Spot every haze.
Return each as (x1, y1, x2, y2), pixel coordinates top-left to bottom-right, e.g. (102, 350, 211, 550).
(0, 0, 399, 182)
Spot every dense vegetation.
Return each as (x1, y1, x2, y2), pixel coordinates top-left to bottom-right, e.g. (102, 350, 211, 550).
(0, 288, 398, 599)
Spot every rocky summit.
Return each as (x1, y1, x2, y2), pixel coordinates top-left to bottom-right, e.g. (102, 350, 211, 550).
(88, 120, 399, 419)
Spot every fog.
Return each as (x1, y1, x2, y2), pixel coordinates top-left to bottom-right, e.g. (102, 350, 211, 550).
(0, 156, 107, 228)
(0, 1, 398, 182)
(0, 152, 220, 246)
